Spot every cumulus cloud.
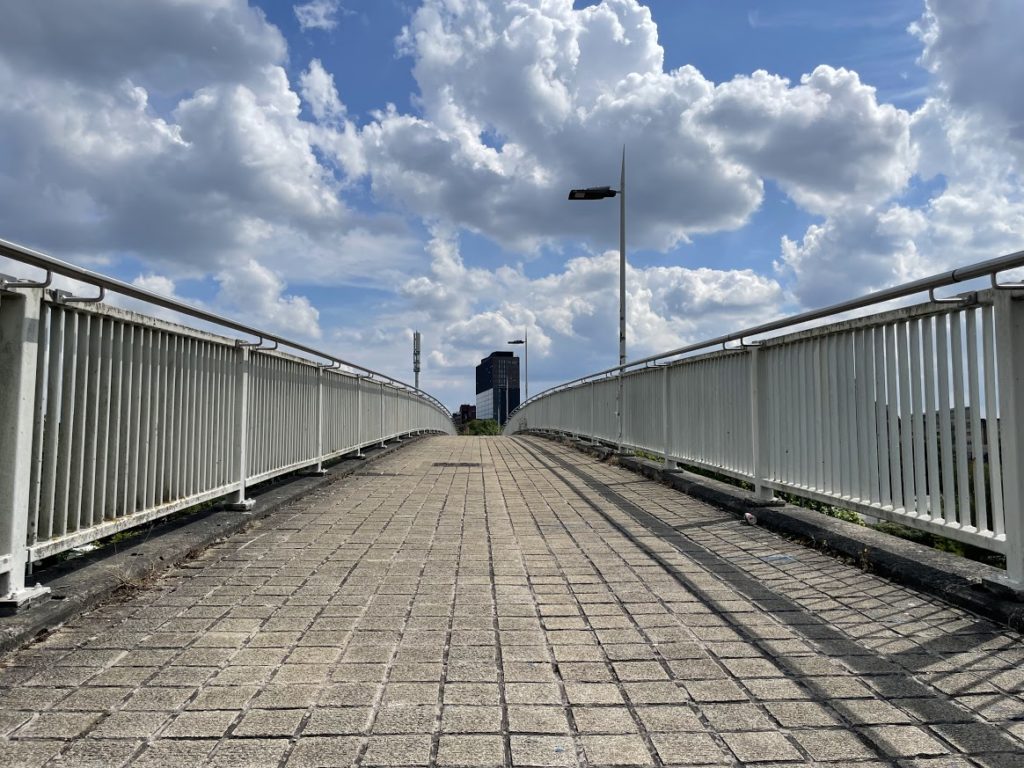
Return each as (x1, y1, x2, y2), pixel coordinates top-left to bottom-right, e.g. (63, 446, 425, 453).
(777, 1, 1024, 308)
(697, 66, 913, 214)
(294, 0, 342, 32)
(335, 0, 917, 254)
(912, 0, 1024, 153)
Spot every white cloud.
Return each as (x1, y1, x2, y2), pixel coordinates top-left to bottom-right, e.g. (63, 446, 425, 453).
(697, 66, 914, 214)
(294, 0, 342, 32)
(912, 0, 1024, 155)
(338, 0, 918, 254)
(300, 59, 346, 123)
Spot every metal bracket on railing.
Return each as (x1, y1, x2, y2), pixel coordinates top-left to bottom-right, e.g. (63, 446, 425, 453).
(928, 287, 978, 305)
(0, 271, 52, 290)
(991, 273, 1024, 291)
(50, 285, 105, 304)
(722, 337, 761, 351)
(235, 336, 278, 350)
(319, 360, 342, 370)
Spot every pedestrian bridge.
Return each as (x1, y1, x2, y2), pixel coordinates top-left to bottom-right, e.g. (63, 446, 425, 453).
(1, 435, 1023, 766)
(2, 239, 1024, 765)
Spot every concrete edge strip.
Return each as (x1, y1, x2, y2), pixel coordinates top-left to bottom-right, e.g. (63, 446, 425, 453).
(0, 436, 425, 657)
(519, 431, 1024, 632)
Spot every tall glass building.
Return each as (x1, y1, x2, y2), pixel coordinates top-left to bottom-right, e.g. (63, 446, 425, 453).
(475, 351, 521, 425)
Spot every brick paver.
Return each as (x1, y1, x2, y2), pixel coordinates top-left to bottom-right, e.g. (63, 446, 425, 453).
(1, 435, 1023, 767)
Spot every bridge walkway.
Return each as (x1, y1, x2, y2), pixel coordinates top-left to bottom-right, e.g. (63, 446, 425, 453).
(0, 436, 1022, 767)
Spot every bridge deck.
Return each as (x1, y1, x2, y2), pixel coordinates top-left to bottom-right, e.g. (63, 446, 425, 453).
(1, 436, 1022, 767)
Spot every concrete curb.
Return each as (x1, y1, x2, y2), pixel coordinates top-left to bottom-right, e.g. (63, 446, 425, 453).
(0, 436, 428, 657)
(524, 431, 1024, 632)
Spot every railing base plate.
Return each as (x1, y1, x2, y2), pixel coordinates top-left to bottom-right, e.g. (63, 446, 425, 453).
(0, 584, 51, 616)
(226, 499, 256, 512)
(982, 574, 1024, 602)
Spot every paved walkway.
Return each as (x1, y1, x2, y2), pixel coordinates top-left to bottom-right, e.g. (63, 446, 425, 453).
(1, 436, 1023, 768)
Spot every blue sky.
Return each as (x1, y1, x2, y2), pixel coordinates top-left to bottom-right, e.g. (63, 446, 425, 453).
(1, 0, 1022, 409)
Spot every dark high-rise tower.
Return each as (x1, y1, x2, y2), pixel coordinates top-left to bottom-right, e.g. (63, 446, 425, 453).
(475, 351, 520, 425)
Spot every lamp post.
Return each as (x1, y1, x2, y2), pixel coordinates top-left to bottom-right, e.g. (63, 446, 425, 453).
(507, 330, 527, 402)
(569, 146, 626, 450)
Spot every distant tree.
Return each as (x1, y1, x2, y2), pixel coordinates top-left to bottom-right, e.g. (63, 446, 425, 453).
(461, 419, 501, 436)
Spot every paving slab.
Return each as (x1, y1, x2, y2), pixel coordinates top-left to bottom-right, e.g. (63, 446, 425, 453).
(0, 435, 1023, 766)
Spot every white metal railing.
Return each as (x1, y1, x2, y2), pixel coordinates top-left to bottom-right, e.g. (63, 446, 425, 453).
(506, 250, 1024, 587)
(0, 239, 454, 608)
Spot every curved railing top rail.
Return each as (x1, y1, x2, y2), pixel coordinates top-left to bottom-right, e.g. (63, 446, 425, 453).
(0, 236, 449, 415)
(511, 247, 1024, 414)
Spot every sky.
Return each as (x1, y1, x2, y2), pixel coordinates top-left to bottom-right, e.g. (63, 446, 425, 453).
(1, 0, 1023, 410)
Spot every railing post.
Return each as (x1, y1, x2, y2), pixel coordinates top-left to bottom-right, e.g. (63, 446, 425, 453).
(378, 381, 386, 447)
(306, 366, 327, 476)
(354, 375, 364, 458)
(590, 380, 595, 442)
(0, 286, 50, 611)
(228, 344, 254, 511)
(617, 370, 625, 453)
(662, 364, 673, 469)
(992, 291, 1024, 589)
(750, 345, 774, 502)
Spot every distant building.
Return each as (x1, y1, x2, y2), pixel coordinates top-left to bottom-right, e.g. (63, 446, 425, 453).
(453, 404, 476, 425)
(476, 351, 520, 424)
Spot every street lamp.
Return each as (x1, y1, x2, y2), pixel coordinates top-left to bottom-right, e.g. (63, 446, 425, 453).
(507, 330, 527, 402)
(569, 146, 626, 450)
(568, 146, 626, 367)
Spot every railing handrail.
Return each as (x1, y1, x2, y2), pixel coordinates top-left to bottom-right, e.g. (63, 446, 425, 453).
(512, 247, 1024, 413)
(0, 237, 449, 415)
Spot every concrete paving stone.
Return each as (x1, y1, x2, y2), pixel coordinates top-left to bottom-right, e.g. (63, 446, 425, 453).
(302, 707, 374, 736)
(442, 706, 503, 733)
(0, 739, 65, 768)
(721, 730, 804, 762)
(834, 698, 917, 725)
(286, 735, 364, 767)
(563, 683, 625, 706)
(13, 712, 102, 739)
(559, 662, 613, 682)
(930, 723, 1024, 754)
(580, 734, 651, 765)
(623, 681, 688, 704)
(603, 644, 657, 661)
(700, 702, 776, 731)
(208, 665, 276, 685)
(503, 662, 557, 683)
(551, 645, 605, 663)
(161, 709, 240, 738)
(333, 663, 388, 682)
(120, 685, 195, 711)
(50, 686, 132, 711)
(89, 710, 173, 738)
(613, 662, 669, 681)
(272, 663, 332, 684)
(207, 738, 290, 768)
(507, 706, 571, 734)
(683, 680, 749, 703)
(792, 728, 880, 760)
(634, 705, 704, 732)
(48, 739, 141, 767)
(665, 659, 725, 679)
(650, 732, 729, 764)
(372, 704, 438, 734)
(362, 734, 433, 766)
(860, 726, 951, 757)
(319, 682, 382, 707)
(763, 700, 842, 727)
(380, 684, 436, 708)
(148, 665, 218, 686)
(0, 711, 32, 737)
(506, 683, 564, 705)
(436, 735, 505, 767)
(509, 735, 578, 767)
(233, 707, 305, 737)
(187, 685, 259, 711)
(571, 707, 638, 734)
(393, 662, 447, 681)
(445, 683, 501, 706)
